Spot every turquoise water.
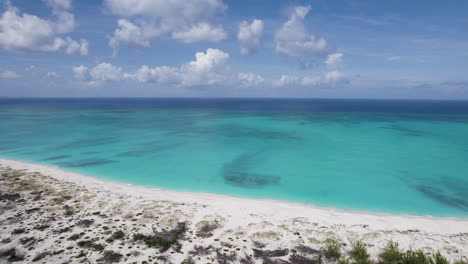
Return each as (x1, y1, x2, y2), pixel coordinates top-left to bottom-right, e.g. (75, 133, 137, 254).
(1, 98, 467, 217)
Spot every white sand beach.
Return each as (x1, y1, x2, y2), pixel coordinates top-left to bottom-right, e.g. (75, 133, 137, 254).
(1, 158, 467, 263)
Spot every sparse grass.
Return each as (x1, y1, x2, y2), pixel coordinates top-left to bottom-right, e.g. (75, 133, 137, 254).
(350, 241, 372, 264)
(133, 222, 186, 252)
(433, 252, 449, 264)
(401, 249, 432, 264)
(97, 250, 123, 263)
(32, 251, 50, 262)
(77, 240, 105, 251)
(379, 241, 403, 264)
(322, 239, 342, 260)
(454, 258, 468, 264)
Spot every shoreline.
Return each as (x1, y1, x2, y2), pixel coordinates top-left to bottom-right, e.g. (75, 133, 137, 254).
(1, 158, 467, 233)
(1, 158, 467, 263)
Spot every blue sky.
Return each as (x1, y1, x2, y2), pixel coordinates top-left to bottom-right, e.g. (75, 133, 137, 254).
(0, 0, 467, 99)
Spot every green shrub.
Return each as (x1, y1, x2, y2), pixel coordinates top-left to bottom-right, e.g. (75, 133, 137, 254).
(401, 249, 431, 264)
(454, 258, 468, 264)
(350, 241, 373, 264)
(379, 241, 403, 264)
(432, 252, 449, 264)
(323, 239, 342, 260)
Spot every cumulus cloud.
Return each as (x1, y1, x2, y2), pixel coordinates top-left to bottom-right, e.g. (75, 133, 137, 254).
(109, 19, 151, 51)
(301, 76, 321, 86)
(72, 65, 89, 80)
(238, 72, 264, 87)
(238, 19, 264, 55)
(0, 69, 20, 79)
(325, 53, 343, 67)
(0, 1, 88, 55)
(324, 71, 348, 84)
(387, 56, 401, 61)
(43, 0, 72, 11)
(273, 75, 300, 87)
(275, 5, 330, 57)
(172, 23, 226, 43)
(274, 71, 348, 87)
(105, 0, 227, 53)
(46, 71, 59, 78)
(75, 48, 235, 88)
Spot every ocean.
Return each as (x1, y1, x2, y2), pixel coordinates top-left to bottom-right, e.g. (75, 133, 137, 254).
(1, 98, 467, 217)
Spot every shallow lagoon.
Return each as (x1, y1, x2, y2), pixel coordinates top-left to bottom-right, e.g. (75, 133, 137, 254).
(1, 98, 467, 217)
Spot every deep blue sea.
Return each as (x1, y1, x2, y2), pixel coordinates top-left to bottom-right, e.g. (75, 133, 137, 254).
(1, 98, 467, 217)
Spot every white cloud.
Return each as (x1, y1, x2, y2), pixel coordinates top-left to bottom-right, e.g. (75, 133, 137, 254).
(179, 48, 230, 87)
(238, 72, 264, 87)
(172, 23, 226, 43)
(25, 65, 36, 72)
(325, 53, 343, 67)
(43, 0, 72, 11)
(274, 71, 349, 88)
(387, 56, 401, 61)
(89, 63, 123, 82)
(275, 5, 330, 57)
(123, 65, 181, 84)
(274, 75, 300, 87)
(109, 19, 152, 51)
(0, 69, 20, 79)
(72, 65, 89, 80)
(75, 48, 233, 88)
(105, 0, 227, 53)
(0, 2, 88, 55)
(324, 70, 347, 83)
(46, 71, 59, 78)
(65, 37, 88, 55)
(301, 76, 321, 86)
(238, 19, 264, 55)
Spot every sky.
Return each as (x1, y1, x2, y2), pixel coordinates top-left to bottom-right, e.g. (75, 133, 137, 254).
(0, 0, 467, 99)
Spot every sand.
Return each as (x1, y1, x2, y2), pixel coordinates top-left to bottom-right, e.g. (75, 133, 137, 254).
(0, 158, 467, 264)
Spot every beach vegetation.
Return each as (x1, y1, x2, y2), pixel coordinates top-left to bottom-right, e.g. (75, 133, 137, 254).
(432, 252, 449, 264)
(32, 251, 50, 262)
(133, 222, 186, 252)
(454, 258, 468, 264)
(189, 245, 215, 256)
(379, 241, 403, 264)
(12, 228, 26, 234)
(288, 253, 321, 264)
(323, 239, 342, 260)
(350, 241, 372, 264)
(196, 220, 220, 238)
(77, 240, 105, 251)
(106, 230, 125, 243)
(0, 248, 25, 262)
(97, 250, 123, 263)
(401, 249, 432, 264)
(339, 257, 352, 264)
(69, 233, 82, 241)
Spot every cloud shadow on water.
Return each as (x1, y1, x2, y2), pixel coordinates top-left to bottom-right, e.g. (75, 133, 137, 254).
(221, 152, 280, 188)
(399, 174, 468, 212)
(55, 158, 117, 168)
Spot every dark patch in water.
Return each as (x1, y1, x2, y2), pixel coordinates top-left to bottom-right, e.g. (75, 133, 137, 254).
(42, 155, 70, 161)
(54, 137, 118, 149)
(221, 152, 280, 188)
(413, 185, 468, 211)
(116, 142, 183, 157)
(224, 172, 280, 188)
(379, 125, 425, 136)
(55, 158, 117, 168)
(80, 151, 99, 155)
(399, 175, 468, 212)
(190, 124, 300, 141)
